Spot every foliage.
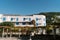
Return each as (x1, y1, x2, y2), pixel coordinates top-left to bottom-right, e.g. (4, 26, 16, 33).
(0, 22, 14, 27)
(38, 12, 60, 25)
(46, 25, 52, 34)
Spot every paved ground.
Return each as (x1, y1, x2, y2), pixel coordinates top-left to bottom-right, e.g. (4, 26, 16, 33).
(0, 37, 18, 40)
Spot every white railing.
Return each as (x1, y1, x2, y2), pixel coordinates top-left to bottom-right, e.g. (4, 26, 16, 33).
(15, 25, 34, 27)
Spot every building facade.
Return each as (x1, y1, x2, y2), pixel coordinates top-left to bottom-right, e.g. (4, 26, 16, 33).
(0, 14, 46, 27)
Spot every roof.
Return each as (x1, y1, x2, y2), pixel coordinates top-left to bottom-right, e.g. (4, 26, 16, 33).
(3, 14, 21, 16)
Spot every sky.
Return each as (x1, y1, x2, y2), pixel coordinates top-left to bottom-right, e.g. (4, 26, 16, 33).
(0, 0, 60, 15)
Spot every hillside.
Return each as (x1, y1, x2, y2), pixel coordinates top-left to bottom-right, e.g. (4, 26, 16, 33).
(38, 12, 60, 25)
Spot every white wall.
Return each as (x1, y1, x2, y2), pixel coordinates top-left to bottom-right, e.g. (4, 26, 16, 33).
(1, 14, 46, 27)
(0, 14, 3, 23)
(3, 16, 33, 22)
(33, 15, 46, 26)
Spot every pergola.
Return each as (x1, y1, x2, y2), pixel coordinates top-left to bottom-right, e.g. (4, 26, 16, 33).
(0, 26, 22, 38)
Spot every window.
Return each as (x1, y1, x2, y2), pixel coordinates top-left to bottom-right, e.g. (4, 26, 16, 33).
(23, 18, 28, 21)
(29, 18, 31, 21)
(16, 18, 18, 21)
(36, 18, 41, 21)
(43, 18, 46, 21)
(22, 22, 26, 25)
(36, 18, 38, 21)
(3, 17, 6, 21)
(36, 23, 41, 25)
(36, 23, 38, 25)
(16, 22, 19, 25)
(44, 23, 46, 26)
(11, 18, 13, 21)
(23, 18, 25, 21)
(36, 23, 38, 27)
(29, 22, 32, 25)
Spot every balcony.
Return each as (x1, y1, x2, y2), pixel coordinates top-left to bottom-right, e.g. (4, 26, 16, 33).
(15, 25, 34, 27)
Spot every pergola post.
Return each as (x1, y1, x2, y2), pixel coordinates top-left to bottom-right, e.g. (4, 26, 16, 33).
(19, 28, 21, 38)
(10, 28, 12, 38)
(6, 28, 8, 37)
(2, 27, 4, 38)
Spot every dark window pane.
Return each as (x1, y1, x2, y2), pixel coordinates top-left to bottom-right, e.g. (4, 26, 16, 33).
(3, 17, 6, 21)
(29, 22, 32, 25)
(36, 18, 38, 21)
(23, 18, 25, 21)
(22, 22, 26, 25)
(16, 18, 18, 21)
(36, 23, 38, 25)
(16, 22, 19, 25)
(29, 18, 31, 21)
(36, 23, 38, 27)
(11, 18, 13, 21)
(36, 18, 41, 21)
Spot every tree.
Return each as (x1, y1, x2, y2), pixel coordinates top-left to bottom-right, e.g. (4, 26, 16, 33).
(31, 20, 36, 31)
(51, 15, 60, 40)
(46, 25, 53, 35)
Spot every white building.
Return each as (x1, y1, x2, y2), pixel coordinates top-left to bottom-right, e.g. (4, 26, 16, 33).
(0, 14, 46, 27)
